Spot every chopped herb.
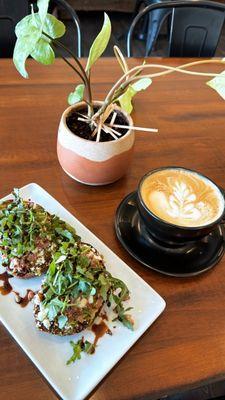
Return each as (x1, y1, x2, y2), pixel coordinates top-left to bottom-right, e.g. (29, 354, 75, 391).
(66, 339, 83, 365)
(0, 190, 80, 276)
(40, 241, 133, 332)
(66, 338, 95, 364)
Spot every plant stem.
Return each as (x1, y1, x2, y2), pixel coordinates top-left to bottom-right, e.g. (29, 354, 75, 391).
(43, 32, 93, 114)
(52, 38, 93, 115)
(93, 59, 225, 120)
(51, 44, 85, 84)
(85, 70, 93, 119)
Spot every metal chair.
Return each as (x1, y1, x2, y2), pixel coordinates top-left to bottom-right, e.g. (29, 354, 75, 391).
(134, 0, 172, 55)
(0, 0, 82, 58)
(0, 0, 29, 57)
(127, 0, 225, 57)
(51, 0, 81, 57)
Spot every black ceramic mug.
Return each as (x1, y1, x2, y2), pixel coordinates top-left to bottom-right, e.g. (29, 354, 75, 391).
(137, 167, 225, 245)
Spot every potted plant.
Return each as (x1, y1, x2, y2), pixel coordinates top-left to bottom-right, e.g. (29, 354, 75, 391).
(13, 0, 225, 185)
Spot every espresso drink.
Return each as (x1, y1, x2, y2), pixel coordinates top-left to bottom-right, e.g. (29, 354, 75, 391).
(140, 169, 224, 227)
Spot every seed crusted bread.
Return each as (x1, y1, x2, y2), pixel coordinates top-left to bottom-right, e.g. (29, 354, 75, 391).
(0, 190, 79, 278)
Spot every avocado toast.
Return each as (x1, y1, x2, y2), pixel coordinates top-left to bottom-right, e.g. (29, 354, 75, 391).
(34, 242, 133, 335)
(0, 189, 79, 278)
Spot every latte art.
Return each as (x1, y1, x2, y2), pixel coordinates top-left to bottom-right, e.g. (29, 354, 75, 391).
(141, 169, 224, 227)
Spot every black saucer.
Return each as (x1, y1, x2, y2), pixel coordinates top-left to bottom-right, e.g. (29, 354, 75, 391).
(115, 192, 225, 277)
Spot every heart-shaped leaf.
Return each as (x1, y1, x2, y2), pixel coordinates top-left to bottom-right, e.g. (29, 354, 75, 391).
(31, 37, 55, 65)
(38, 0, 49, 24)
(15, 13, 65, 40)
(68, 84, 85, 105)
(14, 12, 64, 75)
(15, 14, 38, 38)
(207, 71, 225, 100)
(13, 31, 41, 78)
(86, 13, 111, 71)
(43, 14, 66, 39)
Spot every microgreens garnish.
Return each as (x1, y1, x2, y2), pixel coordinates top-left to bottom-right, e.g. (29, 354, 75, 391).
(41, 243, 133, 332)
(0, 189, 79, 267)
(66, 338, 95, 365)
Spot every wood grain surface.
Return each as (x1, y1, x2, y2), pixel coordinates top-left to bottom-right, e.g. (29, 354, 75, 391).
(0, 58, 225, 400)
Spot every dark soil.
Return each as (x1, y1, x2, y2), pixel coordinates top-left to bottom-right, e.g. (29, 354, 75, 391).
(66, 106, 129, 142)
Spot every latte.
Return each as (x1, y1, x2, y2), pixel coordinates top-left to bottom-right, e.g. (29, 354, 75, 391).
(140, 168, 224, 227)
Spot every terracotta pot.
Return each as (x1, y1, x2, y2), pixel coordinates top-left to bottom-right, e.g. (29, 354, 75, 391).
(57, 101, 135, 185)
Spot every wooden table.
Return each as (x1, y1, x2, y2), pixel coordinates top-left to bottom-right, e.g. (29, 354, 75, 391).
(1, 57, 225, 400)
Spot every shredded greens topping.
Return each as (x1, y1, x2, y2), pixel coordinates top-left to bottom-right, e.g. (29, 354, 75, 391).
(0, 189, 134, 365)
(0, 189, 79, 266)
(41, 242, 133, 331)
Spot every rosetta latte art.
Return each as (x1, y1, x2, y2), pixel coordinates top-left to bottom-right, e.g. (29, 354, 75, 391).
(141, 169, 224, 227)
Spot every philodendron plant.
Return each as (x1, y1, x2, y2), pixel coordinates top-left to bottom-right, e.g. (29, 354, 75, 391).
(13, 0, 225, 141)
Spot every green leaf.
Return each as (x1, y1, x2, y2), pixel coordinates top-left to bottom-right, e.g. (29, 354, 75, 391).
(13, 31, 41, 78)
(58, 315, 68, 329)
(15, 15, 38, 38)
(90, 287, 96, 296)
(68, 84, 85, 105)
(78, 280, 89, 293)
(84, 340, 95, 354)
(55, 254, 67, 264)
(118, 314, 134, 330)
(48, 260, 56, 276)
(31, 37, 55, 65)
(117, 86, 136, 114)
(15, 13, 65, 40)
(43, 14, 65, 39)
(38, 0, 49, 24)
(78, 255, 90, 268)
(131, 78, 152, 91)
(207, 71, 225, 100)
(66, 340, 83, 365)
(47, 304, 58, 320)
(116, 78, 152, 114)
(86, 12, 111, 71)
(55, 227, 74, 241)
(50, 297, 65, 308)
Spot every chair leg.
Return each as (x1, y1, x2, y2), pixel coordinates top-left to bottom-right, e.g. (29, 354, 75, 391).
(145, 10, 172, 56)
(145, 13, 159, 55)
(134, 0, 149, 41)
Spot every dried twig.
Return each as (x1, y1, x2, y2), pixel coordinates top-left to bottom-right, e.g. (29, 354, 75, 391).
(109, 112, 117, 126)
(112, 124, 158, 133)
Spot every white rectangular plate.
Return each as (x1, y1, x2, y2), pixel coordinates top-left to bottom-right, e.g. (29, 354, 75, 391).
(0, 183, 166, 400)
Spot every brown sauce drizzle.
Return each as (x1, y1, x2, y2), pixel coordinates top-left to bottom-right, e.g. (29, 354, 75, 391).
(0, 271, 13, 295)
(92, 320, 112, 348)
(0, 271, 35, 307)
(100, 311, 108, 321)
(13, 289, 35, 308)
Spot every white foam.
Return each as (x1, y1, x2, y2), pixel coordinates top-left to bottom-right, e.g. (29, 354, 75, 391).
(143, 169, 224, 227)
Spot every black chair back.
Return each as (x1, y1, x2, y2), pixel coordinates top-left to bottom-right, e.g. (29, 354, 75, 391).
(170, 7, 225, 57)
(127, 0, 225, 57)
(0, 0, 29, 57)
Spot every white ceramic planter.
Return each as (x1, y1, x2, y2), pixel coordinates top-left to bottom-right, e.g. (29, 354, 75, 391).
(57, 101, 135, 185)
